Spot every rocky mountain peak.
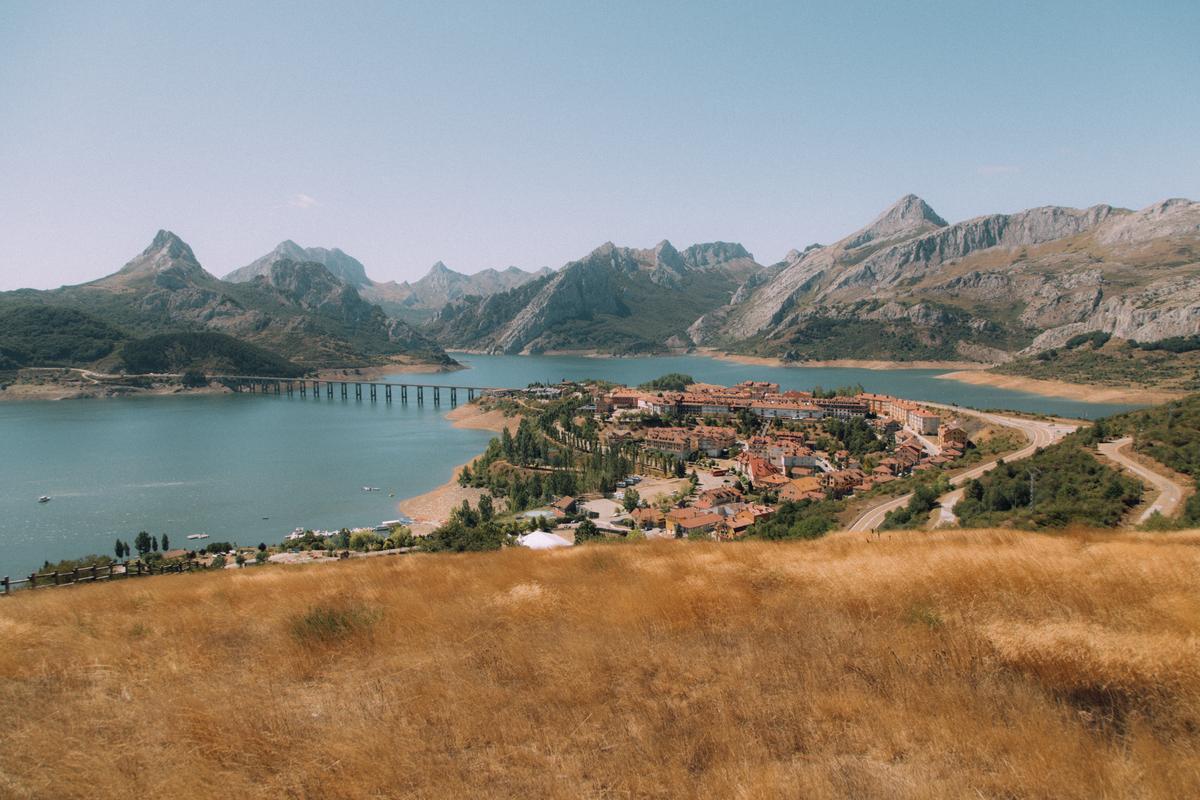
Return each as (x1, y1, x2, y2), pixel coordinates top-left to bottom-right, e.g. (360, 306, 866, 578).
(842, 194, 948, 251)
(145, 230, 197, 262)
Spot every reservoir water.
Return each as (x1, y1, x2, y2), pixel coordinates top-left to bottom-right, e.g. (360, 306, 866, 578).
(0, 353, 1139, 577)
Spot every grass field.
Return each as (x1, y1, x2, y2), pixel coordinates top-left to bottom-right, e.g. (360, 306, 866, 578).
(2, 532, 1199, 798)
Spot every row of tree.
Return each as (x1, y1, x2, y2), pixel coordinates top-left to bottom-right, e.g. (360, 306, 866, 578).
(113, 531, 170, 560)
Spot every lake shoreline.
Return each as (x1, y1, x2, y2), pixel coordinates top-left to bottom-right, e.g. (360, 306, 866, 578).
(937, 370, 1185, 405)
(395, 403, 520, 534)
(705, 349, 989, 371)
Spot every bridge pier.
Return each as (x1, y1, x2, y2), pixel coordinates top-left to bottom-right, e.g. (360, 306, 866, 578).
(450, 387, 457, 406)
(401, 385, 408, 403)
(355, 383, 362, 401)
(433, 386, 440, 405)
(340, 382, 348, 399)
(274, 381, 280, 395)
(286, 381, 294, 396)
(467, 388, 475, 401)
(384, 385, 392, 402)
(369, 384, 377, 402)
(417, 386, 424, 404)
(327, 381, 333, 398)
(299, 381, 306, 397)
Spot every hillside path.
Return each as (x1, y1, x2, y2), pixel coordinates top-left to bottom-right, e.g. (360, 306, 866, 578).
(1097, 437, 1187, 523)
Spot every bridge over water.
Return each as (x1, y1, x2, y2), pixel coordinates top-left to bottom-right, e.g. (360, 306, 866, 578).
(214, 375, 508, 406)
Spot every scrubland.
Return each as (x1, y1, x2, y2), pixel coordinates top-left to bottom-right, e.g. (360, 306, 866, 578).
(1, 530, 1199, 799)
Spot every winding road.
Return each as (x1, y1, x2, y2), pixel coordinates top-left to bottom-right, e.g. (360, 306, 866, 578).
(1098, 437, 1186, 522)
(846, 405, 1076, 532)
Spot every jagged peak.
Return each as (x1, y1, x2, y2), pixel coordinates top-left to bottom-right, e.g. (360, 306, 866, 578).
(841, 195, 947, 251)
(145, 230, 196, 262)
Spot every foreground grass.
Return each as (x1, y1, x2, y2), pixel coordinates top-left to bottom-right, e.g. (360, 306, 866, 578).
(1, 532, 1199, 798)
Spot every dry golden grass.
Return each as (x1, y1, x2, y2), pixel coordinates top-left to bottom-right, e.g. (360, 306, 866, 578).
(2, 530, 1200, 799)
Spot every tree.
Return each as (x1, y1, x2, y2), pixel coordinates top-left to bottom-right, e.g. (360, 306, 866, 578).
(181, 369, 207, 388)
(257, 542, 267, 551)
(134, 531, 152, 557)
(211, 555, 227, 569)
(151, 535, 159, 552)
(161, 534, 169, 552)
(254, 550, 269, 564)
(114, 539, 125, 560)
(234, 553, 246, 568)
(478, 493, 495, 522)
(622, 488, 640, 512)
(576, 518, 600, 543)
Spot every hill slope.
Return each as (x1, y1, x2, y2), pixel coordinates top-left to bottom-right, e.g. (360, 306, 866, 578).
(697, 196, 1200, 363)
(1, 533, 1197, 798)
(429, 240, 763, 354)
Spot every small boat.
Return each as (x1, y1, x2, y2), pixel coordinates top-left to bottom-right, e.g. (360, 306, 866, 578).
(186, 533, 209, 540)
(38, 495, 51, 503)
(362, 486, 381, 492)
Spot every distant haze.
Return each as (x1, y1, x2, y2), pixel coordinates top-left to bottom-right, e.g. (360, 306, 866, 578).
(1, 1, 1197, 290)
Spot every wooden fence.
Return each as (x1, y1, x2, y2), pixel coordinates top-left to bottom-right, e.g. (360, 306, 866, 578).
(2, 559, 211, 595)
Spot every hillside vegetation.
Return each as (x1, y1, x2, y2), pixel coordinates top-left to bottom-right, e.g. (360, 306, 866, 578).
(118, 332, 307, 377)
(2, 533, 1199, 798)
(1090, 393, 1200, 525)
(996, 337, 1200, 393)
(0, 305, 126, 368)
(955, 441, 1142, 528)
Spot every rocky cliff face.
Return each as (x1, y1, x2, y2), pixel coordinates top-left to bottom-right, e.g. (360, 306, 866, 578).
(429, 240, 761, 354)
(365, 260, 551, 318)
(701, 196, 1200, 362)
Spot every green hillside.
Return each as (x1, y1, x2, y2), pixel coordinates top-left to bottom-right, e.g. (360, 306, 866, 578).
(119, 332, 307, 377)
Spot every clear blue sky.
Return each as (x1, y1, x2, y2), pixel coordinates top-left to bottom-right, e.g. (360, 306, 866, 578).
(1, 0, 1197, 289)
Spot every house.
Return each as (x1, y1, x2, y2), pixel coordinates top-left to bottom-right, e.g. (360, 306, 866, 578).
(673, 512, 723, 538)
(779, 476, 824, 503)
(910, 409, 942, 435)
(941, 424, 969, 447)
(694, 486, 744, 509)
(551, 496, 578, 515)
(631, 506, 665, 529)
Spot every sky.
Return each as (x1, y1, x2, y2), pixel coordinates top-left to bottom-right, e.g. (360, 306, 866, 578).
(1, 0, 1197, 289)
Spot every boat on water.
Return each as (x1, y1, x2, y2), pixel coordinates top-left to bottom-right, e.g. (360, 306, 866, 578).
(186, 533, 209, 540)
(38, 495, 51, 503)
(362, 486, 381, 492)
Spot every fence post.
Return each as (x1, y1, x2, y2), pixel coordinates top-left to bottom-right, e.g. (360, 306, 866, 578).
(29, 573, 35, 589)
(90, 565, 97, 582)
(53, 571, 59, 586)
(73, 567, 80, 584)
(2, 576, 8, 595)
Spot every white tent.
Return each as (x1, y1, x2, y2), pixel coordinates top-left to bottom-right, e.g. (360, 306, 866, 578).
(517, 531, 572, 550)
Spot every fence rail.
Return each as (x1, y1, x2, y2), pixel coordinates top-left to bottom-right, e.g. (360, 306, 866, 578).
(2, 559, 211, 596)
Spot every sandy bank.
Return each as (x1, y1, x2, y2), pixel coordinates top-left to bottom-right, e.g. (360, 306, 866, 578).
(0, 380, 230, 402)
(396, 402, 522, 534)
(317, 357, 463, 381)
(937, 370, 1186, 405)
(705, 350, 987, 371)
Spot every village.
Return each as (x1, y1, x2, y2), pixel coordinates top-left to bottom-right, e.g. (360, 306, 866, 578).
(478, 377, 978, 548)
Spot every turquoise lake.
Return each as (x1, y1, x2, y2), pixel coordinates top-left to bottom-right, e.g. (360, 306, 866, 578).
(0, 353, 1140, 577)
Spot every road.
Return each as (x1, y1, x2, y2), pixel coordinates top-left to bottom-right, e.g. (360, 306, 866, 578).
(1098, 437, 1186, 523)
(846, 405, 1076, 532)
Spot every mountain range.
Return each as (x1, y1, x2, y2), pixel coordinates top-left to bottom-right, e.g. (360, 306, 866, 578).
(0, 232, 455, 374)
(223, 242, 550, 324)
(3, 194, 1198, 376)
(425, 195, 1200, 362)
